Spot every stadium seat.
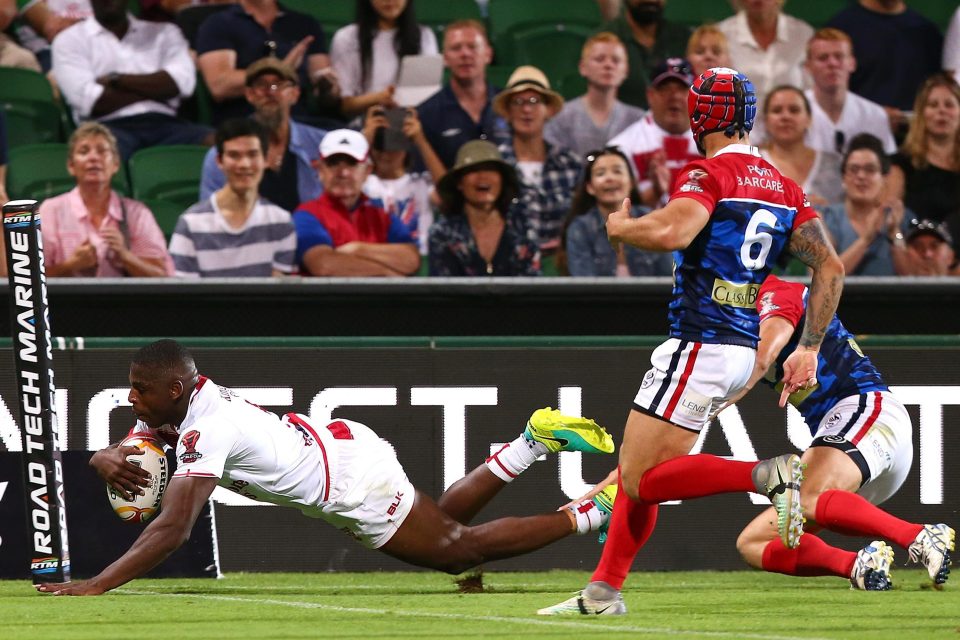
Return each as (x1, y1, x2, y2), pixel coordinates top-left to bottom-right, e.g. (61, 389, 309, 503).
(178, 71, 216, 126)
(127, 145, 209, 212)
(417, 0, 483, 24)
(557, 71, 587, 100)
(281, 0, 354, 38)
(142, 198, 186, 241)
(487, 0, 601, 61)
(0, 67, 67, 148)
(507, 24, 593, 91)
(662, 0, 734, 27)
(2, 100, 63, 148)
(7, 143, 128, 203)
(175, 3, 232, 49)
(417, 0, 482, 42)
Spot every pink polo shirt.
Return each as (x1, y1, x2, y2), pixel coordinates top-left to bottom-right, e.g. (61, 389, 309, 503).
(39, 188, 174, 277)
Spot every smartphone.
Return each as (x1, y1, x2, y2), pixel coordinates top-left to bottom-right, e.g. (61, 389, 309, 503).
(375, 107, 409, 151)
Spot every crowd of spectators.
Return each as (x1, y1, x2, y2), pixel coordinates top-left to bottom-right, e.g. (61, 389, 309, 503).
(2, 0, 959, 279)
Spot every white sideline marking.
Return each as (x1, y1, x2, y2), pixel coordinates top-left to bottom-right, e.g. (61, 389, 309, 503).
(120, 589, 827, 640)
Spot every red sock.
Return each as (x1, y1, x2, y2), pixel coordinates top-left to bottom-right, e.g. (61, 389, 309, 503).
(761, 534, 856, 577)
(815, 489, 923, 549)
(590, 474, 658, 590)
(637, 454, 756, 503)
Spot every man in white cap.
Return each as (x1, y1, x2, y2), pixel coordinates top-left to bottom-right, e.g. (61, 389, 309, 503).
(292, 129, 420, 276)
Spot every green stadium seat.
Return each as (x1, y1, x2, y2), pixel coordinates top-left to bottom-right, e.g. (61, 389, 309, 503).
(662, 0, 734, 27)
(127, 145, 209, 212)
(281, 0, 354, 38)
(7, 143, 129, 203)
(175, 3, 232, 48)
(2, 100, 63, 148)
(557, 71, 587, 100)
(0, 67, 68, 147)
(488, 0, 601, 62)
(540, 252, 560, 277)
(142, 198, 186, 241)
(507, 24, 593, 92)
(418, 0, 482, 42)
(484, 64, 514, 90)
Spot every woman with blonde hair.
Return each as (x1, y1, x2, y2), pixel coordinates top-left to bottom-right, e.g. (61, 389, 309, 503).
(685, 24, 731, 77)
(889, 73, 960, 245)
(39, 122, 173, 277)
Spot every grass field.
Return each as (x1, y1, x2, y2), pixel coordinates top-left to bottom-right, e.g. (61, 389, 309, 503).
(2, 569, 957, 639)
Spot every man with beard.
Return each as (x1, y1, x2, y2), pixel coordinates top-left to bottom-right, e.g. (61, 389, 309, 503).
(199, 57, 327, 213)
(51, 0, 214, 162)
(597, 0, 690, 109)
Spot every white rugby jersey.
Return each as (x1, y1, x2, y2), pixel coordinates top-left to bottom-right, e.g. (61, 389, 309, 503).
(134, 376, 334, 513)
(608, 113, 700, 194)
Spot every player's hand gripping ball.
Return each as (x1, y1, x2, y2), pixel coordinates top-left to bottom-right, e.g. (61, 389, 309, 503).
(106, 436, 169, 523)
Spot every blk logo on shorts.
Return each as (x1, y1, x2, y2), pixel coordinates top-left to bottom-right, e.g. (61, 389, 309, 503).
(387, 491, 404, 516)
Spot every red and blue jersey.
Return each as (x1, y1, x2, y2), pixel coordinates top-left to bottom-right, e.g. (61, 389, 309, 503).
(668, 145, 818, 347)
(757, 275, 887, 431)
(292, 192, 415, 265)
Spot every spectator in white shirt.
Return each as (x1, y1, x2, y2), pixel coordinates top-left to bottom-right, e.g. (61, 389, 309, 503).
(331, 0, 439, 118)
(803, 28, 896, 156)
(544, 32, 645, 158)
(52, 0, 213, 161)
(717, 0, 813, 142)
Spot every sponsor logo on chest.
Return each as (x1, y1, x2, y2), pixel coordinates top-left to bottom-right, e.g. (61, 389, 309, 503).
(711, 279, 760, 308)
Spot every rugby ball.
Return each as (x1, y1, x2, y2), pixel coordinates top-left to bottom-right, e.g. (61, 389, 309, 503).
(106, 435, 169, 523)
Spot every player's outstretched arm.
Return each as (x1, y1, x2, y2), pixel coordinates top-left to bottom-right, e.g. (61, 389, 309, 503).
(35, 476, 218, 596)
(606, 197, 710, 252)
(781, 218, 844, 404)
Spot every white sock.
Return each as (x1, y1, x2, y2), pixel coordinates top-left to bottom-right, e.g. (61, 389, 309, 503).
(567, 499, 604, 534)
(485, 434, 547, 482)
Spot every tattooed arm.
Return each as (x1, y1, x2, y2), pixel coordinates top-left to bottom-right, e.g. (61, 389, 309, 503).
(776, 217, 845, 405)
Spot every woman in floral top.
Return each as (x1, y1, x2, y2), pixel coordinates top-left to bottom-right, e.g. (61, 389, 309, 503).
(429, 140, 541, 276)
(560, 146, 673, 277)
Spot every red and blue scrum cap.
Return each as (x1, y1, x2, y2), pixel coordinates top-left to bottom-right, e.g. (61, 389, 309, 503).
(688, 67, 757, 154)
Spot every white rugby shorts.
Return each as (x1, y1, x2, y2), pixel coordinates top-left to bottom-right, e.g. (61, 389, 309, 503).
(810, 391, 914, 505)
(633, 338, 755, 432)
(312, 418, 415, 549)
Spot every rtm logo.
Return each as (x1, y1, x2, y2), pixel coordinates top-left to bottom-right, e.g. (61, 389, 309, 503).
(2, 212, 35, 227)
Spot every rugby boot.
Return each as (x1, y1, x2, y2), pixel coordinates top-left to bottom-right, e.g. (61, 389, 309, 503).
(908, 523, 955, 586)
(850, 541, 894, 590)
(752, 453, 805, 548)
(537, 581, 626, 616)
(524, 408, 614, 454)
